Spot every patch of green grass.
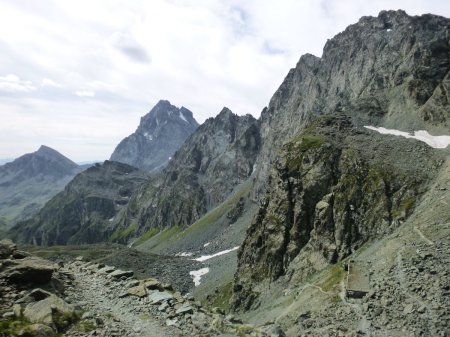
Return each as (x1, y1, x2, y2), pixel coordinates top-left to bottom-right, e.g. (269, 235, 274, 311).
(72, 319, 96, 333)
(109, 223, 138, 242)
(139, 226, 182, 250)
(134, 228, 160, 246)
(139, 313, 150, 321)
(209, 281, 234, 313)
(393, 196, 416, 218)
(179, 179, 253, 239)
(318, 264, 345, 292)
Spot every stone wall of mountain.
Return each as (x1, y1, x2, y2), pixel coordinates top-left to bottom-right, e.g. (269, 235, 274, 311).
(110, 100, 199, 172)
(9, 161, 148, 245)
(114, 108, 260, 239)
(232, 10, 450, 309)
(0, 145, 82, 225)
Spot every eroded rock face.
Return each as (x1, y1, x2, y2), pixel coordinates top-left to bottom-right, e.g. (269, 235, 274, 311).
(111, 100, 199, 172)
(233, 116, 446, 310)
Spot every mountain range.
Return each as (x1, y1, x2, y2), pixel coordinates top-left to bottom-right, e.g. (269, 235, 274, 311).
(4, 10, 450, 336)
(0, 145, 82, 227)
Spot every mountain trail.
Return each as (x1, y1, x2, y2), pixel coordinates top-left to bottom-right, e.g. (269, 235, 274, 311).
(63, 263, 185, 337)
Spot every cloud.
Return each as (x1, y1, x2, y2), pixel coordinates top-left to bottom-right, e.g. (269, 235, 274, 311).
(75, 90, 95, 98)
(0, 74, 36, 92)
(42, 78, 63, 88)
(110, 32, 151, 64)
(0, 0, 449, 161)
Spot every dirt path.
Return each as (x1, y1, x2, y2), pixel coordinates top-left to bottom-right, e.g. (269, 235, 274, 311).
(64, 263, 184, 337)
(413, 226, 434, 245)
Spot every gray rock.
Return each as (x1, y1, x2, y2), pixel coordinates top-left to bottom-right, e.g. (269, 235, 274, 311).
(175, 304, 194, 315)
(148, 291, 174, 304)
(109, 269, 134, 279)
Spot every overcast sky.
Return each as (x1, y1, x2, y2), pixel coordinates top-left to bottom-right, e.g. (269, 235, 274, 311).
(0, 0, 448, 162)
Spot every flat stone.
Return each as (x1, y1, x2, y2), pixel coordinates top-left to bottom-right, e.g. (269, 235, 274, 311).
(109, 269, 134, 279)
(148, 291, 173, 304)
(144, 278, 160, 290)
(98, 266, 115, 274)
(175, 304, 194, 315)
(127, 285, 147, 298)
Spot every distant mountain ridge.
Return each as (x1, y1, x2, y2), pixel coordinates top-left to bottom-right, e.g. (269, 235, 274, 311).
(110, 100, 199, 171)
(10, 161, 148, 245)
(0, 145, 82, 224)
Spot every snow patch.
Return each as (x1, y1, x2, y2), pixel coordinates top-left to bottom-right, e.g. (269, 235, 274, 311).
(189, 267, 209, 286)
(176, 252, 193, 257)
(143, 132, 153, 141)
(203, 242, 210, 247)
(194, 246, 239, 262)
(109, 217, 115, 222)
(386, 28, 392, 32)
(364, 126, 450, 149)
(179, 111, 188, 123)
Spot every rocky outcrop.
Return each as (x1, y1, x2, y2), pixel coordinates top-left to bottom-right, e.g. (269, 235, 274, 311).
(233, 116, 447, 310)
(116, 108, 260, 239)
(110, 100, 199, 172)
(9, 161, 148, 245)
(0, 145, 82, 225)
(0, 240, 79, 337)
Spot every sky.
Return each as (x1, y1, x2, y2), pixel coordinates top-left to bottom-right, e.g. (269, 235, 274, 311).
(0, 0, 449, 162)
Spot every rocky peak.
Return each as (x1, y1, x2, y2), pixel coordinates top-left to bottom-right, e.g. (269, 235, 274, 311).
(115, 108, 261, 238)
(110, 100, 199, 172)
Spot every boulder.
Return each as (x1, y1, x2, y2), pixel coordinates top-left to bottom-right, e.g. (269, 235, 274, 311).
(22, 293, 78, 331)
(0, 239, 16, 258)
(127, 285, 147, 298)
(3, 257, 56, 284)
(175, 304, 194, 315)
(148, 291, 173, 304)
(144, 277, 160, 290)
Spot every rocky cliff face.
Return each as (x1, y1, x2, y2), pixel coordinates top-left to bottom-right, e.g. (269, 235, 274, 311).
(0, 146, 82, 225)
(116, 108, 260, 238)
(110, 100, 199, 172)
(9, 161, 148, 245)
(232, 116, 446, 310)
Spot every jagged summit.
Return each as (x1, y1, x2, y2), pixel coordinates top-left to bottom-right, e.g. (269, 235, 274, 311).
(110, 100, 199, 172)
